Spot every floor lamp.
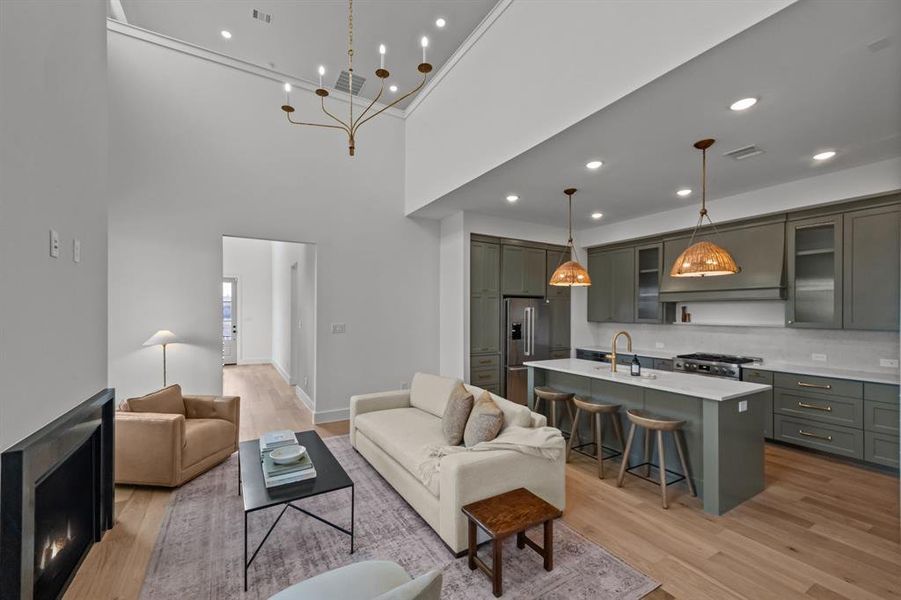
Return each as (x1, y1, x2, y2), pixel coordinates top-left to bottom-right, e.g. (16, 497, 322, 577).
(143, 330, 179, 387)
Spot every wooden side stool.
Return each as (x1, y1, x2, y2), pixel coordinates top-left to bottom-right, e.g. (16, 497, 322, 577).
(532, 386, 575, 435)
(616, 409, 696, 509)
(462, 488, 562, 598)
(565, 397, 625, 478)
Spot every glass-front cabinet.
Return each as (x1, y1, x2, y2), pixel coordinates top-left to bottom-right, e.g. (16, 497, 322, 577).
(635, 243, 662, 323)
(787, 215, 843, 329)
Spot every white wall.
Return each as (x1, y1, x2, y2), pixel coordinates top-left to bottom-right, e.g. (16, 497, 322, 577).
(405, 0, 794, 214)
(222, 236, 274, 364)
(107, 29, 439, 422)
(271, 240, 316, 405)
(0, 1, 108, 451)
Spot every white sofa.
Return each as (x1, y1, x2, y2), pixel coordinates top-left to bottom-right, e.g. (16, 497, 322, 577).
(350, 373, 566, 555)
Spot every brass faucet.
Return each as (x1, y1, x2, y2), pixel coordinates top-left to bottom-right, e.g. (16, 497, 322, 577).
(610, 330, 632, 373)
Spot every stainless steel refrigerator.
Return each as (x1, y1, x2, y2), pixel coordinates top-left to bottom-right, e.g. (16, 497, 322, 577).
(504, 298, 550, 405)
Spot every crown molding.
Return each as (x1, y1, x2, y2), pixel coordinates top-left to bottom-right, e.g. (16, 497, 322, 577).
(403, 0, 513, 118)
(106, 19, 405, 120)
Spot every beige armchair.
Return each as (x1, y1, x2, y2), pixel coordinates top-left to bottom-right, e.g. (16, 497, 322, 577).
(115, 384, 240, 487)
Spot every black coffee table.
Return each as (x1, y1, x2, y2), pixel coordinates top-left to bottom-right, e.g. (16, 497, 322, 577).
(238, 430, 354, 591)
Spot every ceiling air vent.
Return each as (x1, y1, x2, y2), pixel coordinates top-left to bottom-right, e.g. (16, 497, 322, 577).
(252, 9, 272, 24)
(723, 144, 764, 160)
(335, 70, 366, 96)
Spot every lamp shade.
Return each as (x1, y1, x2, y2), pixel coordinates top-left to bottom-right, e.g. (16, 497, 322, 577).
(143, 330, 179, 346)
(670, 241, 740, 277)
(549, 260, 592, 286)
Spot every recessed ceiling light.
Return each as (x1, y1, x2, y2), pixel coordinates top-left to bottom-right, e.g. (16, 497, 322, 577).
(591, 212, 603, 220)
(435, 17, 446, 28)
(220, 30, 232, 39)
(585, 160, 603, 170)
(283, 83, 292, 92)
(813, 150, 837, 161)
(506, 195, 519, 203)
(389, 84, 398, 93)
(729, 97, 757, 111)
(676, 188, 692, 197)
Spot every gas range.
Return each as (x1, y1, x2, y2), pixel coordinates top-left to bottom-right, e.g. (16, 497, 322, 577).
(673, 353, 761, 380)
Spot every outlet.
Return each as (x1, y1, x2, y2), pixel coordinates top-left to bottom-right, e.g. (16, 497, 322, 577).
(655, 342, 665, 349)
(73, 239, 81, 263)
(811, 353, 827, 362)
(303, 376, 308, 387)
(49, 229, 60, 258)
(738, 400, 748, 413)
(400, 381, 409, 390)
(879, 358, 899, 368)
(331, 323, 346, 334)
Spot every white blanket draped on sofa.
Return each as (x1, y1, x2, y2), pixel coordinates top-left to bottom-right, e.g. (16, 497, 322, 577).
(416, 426, 565, 491)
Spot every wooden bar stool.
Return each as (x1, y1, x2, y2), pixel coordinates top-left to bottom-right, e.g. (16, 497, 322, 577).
(616, 409, 696, 509)
(565, 397, 625, 478)
(532, 387, 575, 436)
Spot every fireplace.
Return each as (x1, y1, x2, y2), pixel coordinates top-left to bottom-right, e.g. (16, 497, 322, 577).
(1, 389, 114, 600)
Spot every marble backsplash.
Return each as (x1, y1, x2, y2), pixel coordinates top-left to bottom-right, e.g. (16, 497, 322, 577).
(574, 322, 900, 375)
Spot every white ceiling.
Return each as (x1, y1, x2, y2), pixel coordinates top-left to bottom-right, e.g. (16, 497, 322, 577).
(117, 0, 498, 109)
(410, 0, 901, 228)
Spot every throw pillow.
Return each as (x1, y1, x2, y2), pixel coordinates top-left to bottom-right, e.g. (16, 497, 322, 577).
(441, 384, 474, 445)
(126, 384, 185, 415)
(463, 391, 504, 447)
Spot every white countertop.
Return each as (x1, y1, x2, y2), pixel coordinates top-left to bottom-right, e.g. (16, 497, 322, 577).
(746, 361, 900, 386)
(525, 358, 771, 402)
(576, 345, 676, 360)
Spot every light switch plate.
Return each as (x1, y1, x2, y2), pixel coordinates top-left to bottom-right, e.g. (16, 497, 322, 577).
(331, 323, 346, 334)
(811, 353, 827, 362)
(879, 358, 899, 368)
(738, 400, 748, 413)
(400, 381, 409, 390)
(73, 239, 81, 263)
(655, 342, 665, 349)
(49, 229, 60, 258)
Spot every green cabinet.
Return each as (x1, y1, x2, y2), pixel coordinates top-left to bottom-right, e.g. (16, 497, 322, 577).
(842, 204, 901, 331)
(502, 245, 546, 296)
(742, 368, 774, 439)
(786, 215, 843, 329)
(470, 241, 500, 354)
(547, 297, 570, 350)
(635, 244, 663, 322)
(587, 248, 635, 323)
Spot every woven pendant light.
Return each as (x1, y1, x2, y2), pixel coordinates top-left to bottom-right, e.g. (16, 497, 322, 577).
(670, 139, 741, 277)
(549, 188, 592, 286)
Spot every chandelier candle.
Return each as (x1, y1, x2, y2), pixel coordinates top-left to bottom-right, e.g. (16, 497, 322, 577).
(280, 0, 433, 156)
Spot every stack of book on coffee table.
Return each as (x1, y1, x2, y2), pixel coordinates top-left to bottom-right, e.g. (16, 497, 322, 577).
(259, 430, 317, 488)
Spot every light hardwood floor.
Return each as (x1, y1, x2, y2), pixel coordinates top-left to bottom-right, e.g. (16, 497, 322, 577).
(67, 364, 900, 599)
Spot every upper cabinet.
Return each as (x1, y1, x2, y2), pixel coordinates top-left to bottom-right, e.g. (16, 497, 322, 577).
(842, 204, 900, 331)
(635, 244, 663, 323)
(659, 221, 786, 302)
(786, 215, 843, 329)
(471, 241, 500, 294)
(502, 245, 546, 296)
(587, 247, 635, 323)
(470, 241, 500, 354)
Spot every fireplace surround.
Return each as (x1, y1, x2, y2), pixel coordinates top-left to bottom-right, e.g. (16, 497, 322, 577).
(1, 388, 115, 600)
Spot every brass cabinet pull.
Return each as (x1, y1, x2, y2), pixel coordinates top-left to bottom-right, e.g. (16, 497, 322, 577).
(799, 429, 832, 442)
(478, 359, 493, 365)
(797, 401, 832, 412)
(797, 381, 832, 390)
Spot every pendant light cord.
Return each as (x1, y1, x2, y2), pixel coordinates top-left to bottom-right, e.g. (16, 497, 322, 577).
(685, 142, 727, 248)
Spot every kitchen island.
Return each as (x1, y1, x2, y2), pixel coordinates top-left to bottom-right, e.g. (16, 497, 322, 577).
(525, 358, 772, 515)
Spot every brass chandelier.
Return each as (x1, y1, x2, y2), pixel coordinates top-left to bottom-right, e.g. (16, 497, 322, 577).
(670, 139, 741, 277)
(549, 188, 592, 286)
(279, 0, 433, 156)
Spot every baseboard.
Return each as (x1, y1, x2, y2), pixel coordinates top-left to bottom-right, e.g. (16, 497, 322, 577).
(295, 386, 314, 412)
(271, 360, 291, 384)
(313, 407, 349, 424)
(237, 358, 273, 366)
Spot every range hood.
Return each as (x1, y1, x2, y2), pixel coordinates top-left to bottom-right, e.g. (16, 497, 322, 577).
(659, 221, 785, 302)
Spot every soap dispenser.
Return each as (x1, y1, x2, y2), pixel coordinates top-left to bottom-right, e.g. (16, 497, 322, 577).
(630, 355, 641, 376)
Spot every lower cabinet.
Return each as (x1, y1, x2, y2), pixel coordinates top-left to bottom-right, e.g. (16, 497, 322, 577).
(742, 368, 774, 439)
(773, 414, 864, 459)
(865, 432, 899, 468)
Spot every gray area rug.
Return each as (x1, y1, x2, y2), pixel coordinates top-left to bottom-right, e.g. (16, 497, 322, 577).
(140, 435, 658, 599)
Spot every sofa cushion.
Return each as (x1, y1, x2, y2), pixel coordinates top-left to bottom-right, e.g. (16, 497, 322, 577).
(269, 561, 412, 600)
(374, 569, 442, 600)
(464, 392, 504, 447)
(410, 373, 464, 418)
(127, 384, 185, 416)
(441, 391, 473, 446)
(182, 419, 235, 468)
(464, 385, 532, 430)
(354, 408, 444, 496)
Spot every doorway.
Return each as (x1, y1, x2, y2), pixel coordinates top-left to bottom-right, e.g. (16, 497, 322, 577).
(222, 277, 237, 365)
